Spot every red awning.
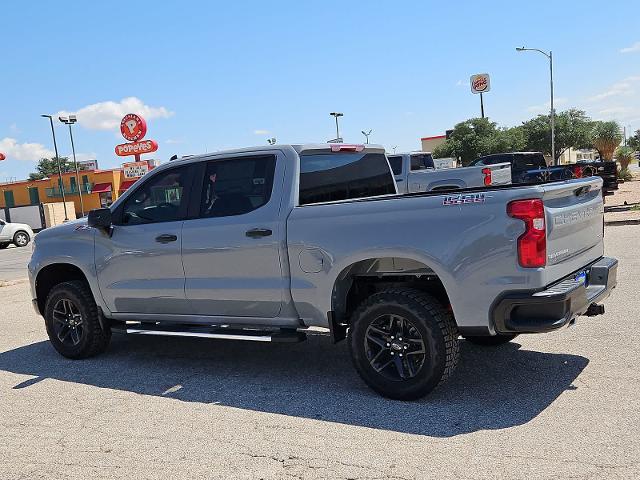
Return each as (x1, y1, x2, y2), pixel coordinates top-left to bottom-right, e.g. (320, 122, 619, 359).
(119, 179, 137, 192)
(91, 183, 112, 194)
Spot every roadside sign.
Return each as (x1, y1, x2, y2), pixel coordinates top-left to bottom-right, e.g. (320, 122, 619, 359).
(115, 140, 159, 157)
(120, 113, 147, 141)
(122, 161, 151, 179)
(78, 159, 98, 171)
(470, 73, 491, 94)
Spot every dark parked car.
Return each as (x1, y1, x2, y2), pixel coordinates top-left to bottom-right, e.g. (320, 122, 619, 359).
(470, 152, 618, 196)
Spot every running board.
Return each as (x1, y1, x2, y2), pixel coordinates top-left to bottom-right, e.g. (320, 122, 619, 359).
(111, 322, 307, 343)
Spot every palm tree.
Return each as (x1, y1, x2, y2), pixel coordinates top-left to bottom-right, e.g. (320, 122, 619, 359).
(615, 146, 636, 171)
(591, 121, 622, 161)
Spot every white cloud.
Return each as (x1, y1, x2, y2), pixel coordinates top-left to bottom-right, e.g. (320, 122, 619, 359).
(56, 97, 174, 131)
(526, 97, 568, 113)
(0, 137, 53, 162)
(9, 123, 20, 134)
(455, 79, 465, 87)
(620, 42, 640, 54)
(253, 129, 270, 135)
(587, 76, 640, 102)
(598, 106, 632, 116)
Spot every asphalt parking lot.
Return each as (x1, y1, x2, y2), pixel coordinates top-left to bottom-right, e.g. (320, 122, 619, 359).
(0, 226, 638, 479)
(0, 243, 32, 282)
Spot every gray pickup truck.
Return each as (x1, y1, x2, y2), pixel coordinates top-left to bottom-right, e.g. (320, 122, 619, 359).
(388, 151, 511, 193)
(28, 143, 617, 400)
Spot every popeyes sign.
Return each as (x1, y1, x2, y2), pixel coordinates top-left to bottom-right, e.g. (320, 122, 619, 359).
(115, 113, 158, 158)
(470, 73, 491, 94)
(0, 153, 6, 161)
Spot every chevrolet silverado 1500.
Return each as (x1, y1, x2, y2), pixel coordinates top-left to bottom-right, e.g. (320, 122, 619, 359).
(29, 144, 617, 399)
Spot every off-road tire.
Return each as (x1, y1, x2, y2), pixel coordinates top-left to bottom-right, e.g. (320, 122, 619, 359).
(44, 281, 111, 359)
(464, 333, 518, 346)
(13, 231, 30, 247)
(348, 288, 459, 400)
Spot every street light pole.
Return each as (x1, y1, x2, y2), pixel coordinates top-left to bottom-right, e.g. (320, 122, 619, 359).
(361, 129, 372, 144)
(329, 112, 343, 142)
(516, 47, 556, 165)
(60, 115, 84, 216)
(41, 114, 68, 220)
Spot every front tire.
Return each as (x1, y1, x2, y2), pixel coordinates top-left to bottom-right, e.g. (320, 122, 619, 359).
(464, 334, 518, 346)
(13, 231, 30, 247)
(44, 281, 111, 359)
(348, 288, 459, 400)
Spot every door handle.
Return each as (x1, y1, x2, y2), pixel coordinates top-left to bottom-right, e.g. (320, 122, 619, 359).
(155, 234, 178, 244)
(245, 228, 272, 238)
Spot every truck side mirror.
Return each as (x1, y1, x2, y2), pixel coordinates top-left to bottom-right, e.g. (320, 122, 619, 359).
(88, 208, 112, 230)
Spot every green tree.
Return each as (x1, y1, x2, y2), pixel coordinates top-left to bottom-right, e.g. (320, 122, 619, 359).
(628, 129, 640, 151)
(591, 121, 622, 161)
(520, 109, 593, 160)
(432, 118, 525, 165)
(29, 156, 73, 181)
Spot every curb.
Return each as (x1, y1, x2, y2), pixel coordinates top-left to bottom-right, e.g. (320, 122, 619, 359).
(604, 219, 640, 226)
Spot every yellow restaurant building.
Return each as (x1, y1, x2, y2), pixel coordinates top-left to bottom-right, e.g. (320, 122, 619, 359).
(0, 168, 140, 216)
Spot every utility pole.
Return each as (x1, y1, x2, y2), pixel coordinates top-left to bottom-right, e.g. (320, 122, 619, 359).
(59, 115, 85, 216)
(41, 114, 68, 220)
(516, 47, 556, 165)
(329, 112, 343, 142)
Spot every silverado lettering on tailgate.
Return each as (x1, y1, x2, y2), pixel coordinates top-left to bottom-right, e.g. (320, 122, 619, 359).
(553, 205, 600, 226)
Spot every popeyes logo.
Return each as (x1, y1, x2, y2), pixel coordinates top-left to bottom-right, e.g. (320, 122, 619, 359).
(120, 113, 147, 142)
(115, 113, 159, 159)
(470, 73, 491, 94)
(0, 153, 5, 161)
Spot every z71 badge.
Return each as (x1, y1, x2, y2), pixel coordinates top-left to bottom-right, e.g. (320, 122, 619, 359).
(443, 193, 486, 206)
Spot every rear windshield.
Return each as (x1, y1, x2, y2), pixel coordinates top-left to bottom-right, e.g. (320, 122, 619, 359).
(513, 153, 548, 170)
(299, 152, 396, 205)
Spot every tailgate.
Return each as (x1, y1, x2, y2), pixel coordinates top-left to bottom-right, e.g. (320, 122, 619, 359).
(541, 177, 604, 284)
(487, 162, 512, 185)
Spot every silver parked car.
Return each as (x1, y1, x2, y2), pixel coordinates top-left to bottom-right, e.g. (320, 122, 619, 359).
(0, 219, 34, 248)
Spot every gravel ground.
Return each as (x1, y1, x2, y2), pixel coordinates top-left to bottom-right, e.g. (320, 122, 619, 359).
(0, 226, 638, 479)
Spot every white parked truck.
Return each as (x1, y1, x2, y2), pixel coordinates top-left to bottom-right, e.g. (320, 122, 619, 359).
(388, 151, 511, 193)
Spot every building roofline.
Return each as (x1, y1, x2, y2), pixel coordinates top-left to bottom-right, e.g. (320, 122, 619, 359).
(420, 135, 446, 141)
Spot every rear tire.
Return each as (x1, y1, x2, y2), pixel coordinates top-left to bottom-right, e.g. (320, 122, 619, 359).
(13, 231, 30, 247)
(44, 281, 111, 359)
(464, 333, 518, 346)
(348, 288, 459, 400)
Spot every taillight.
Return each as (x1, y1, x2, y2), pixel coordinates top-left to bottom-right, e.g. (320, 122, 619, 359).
(330, 144, 365, 152)
(507, 199, 546, 268)
(482, 168, 492, 186)
(573, 165, 583, 178)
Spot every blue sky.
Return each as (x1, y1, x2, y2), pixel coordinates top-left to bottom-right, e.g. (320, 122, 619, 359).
(2, 0, 639, 181)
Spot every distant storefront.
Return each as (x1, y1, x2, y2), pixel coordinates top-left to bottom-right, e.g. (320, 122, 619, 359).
(0, 160, 157, 216)
(420, 135, 447, 153)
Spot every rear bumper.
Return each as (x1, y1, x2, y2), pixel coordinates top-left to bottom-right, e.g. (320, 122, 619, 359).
(492, 257, 618, 334)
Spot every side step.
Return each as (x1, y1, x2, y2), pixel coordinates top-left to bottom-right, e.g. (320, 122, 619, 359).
(111, 322, 307, 343)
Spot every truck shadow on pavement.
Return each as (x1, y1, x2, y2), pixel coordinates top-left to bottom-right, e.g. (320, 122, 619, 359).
(0, 333, 588, 437)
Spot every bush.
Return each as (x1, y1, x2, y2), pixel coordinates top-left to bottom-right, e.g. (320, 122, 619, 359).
(617, 168, 633, 181)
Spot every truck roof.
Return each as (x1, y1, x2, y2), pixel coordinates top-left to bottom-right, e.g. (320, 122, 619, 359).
(164, 143, 386, 168)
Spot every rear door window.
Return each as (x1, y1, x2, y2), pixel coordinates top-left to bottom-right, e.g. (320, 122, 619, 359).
(199, 155, 276, 218)
(299, 152, 396, 205)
